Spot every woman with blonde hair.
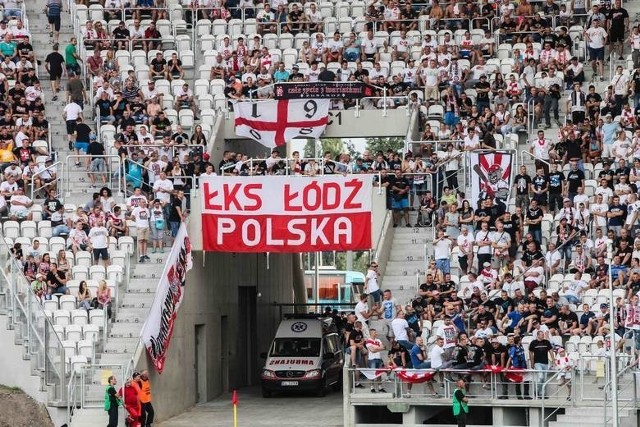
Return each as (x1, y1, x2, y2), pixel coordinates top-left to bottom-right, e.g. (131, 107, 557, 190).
(56, 249, 70, 274)
(97, 280, 112, 320)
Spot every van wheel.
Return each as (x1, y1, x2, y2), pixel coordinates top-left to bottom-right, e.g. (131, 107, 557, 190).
(262, 388, 271, 398)
(316, 379, 326, 397)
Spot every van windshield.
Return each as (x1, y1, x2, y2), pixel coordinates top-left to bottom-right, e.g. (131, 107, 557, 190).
(270, 338, 321, 357)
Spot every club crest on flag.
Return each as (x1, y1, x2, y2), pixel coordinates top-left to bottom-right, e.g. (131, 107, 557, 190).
(233, 99, 330, 148)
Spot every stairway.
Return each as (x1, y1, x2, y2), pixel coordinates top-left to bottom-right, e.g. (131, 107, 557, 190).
(548, 406, 637, 427)
(379, 225, 433, 306)
(68, 252, 170, 427)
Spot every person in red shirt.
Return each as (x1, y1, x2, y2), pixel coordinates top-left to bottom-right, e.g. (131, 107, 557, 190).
(118, 374, 141, 427)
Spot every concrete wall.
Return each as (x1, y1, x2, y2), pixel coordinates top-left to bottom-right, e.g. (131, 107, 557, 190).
(134, 250, 300, 422)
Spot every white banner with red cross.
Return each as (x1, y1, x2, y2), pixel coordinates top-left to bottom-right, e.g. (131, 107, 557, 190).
(233, 99, 330, 148)
(200, 175, 373, 253)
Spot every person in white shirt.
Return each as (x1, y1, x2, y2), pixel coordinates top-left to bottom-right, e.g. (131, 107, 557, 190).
(365, 262, 381, 303)
(544, 242, 562, 275)
(88, 219, 110, 266)
(8, 187, 32, 220)
(475, 221, 492, 272)
(594, 180, 613, 204)
(354, 293, 372, 337)
(457, 226, 474, 274)
(584, 18, 608, 79)
(365, 329, 386, 392)
(564, 272, 589, 304)
(62, 100, 83, 148)
(433, 230, 453, 275)
(130, 198, 150, 262)
(391, 309, 412, 350)
(611, 66, 630, 116)
(153, 171, 174, 206)
(463, 128, 480, 150)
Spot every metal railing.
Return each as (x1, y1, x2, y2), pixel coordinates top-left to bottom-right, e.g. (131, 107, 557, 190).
(603, 357, 640, 426)
(64, 154, 122, 196)
(540, 369, 574, 427)
(0, 240, 67, 406)
(29, 161, 63, 200)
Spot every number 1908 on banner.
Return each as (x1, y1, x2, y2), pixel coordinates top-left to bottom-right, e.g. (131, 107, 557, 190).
(199, 176, 373, 253)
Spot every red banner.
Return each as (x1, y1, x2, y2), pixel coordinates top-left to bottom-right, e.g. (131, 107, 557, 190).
(200, 176, 373, 253)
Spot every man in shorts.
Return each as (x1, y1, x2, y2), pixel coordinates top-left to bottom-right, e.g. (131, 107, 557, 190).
(62, 98, 82, 151)
(555, 347, 574, 400)
(584, 18, 607, 80)
(88, 219, 110, 266)
(130, 198, 150, 262)
(45, 43, 64, 99)
(391, 169, 411, 227)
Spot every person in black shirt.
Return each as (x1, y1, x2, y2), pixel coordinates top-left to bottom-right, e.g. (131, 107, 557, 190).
(168, 190, 184, 238)
(490, 338, 509, 398)
(73, 117, 92, 166)
(528, 167, 549, 212)
(112, 21, 131, 50)
(391, 170, 411, 227)
(514, 165, 532, 211)
(151, 111, 171, 137)
(565, 161, 585, 200)
(45, 43, 65, 100)
(522, 240, 544, 266)
(43, 189, 63, 220)
(96, 91, 115, 124)
(46, 263, 68, 294)
(474, 197, 492, 229)
(525, 199, 543, 243)
(348, 321, 366, 368)
(474, 74, 490, 113)
(528, 330, 554, 397)
(546, 163, 565, 213)
(614, 158, 630, 182)
(87, 135, 107, 187)
(597, 161, 615, 189)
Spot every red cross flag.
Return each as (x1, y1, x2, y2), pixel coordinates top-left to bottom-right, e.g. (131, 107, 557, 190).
(234, 99, 330, 148)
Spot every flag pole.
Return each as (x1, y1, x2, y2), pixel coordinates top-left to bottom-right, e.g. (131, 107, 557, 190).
(232, 390, 238, 427)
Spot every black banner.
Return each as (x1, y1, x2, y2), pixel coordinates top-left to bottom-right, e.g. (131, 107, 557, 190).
(274, 82, 372, 99)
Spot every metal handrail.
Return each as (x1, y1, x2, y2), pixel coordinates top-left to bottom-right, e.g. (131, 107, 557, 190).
(519, 149, 551, 170)
(603, 357, 640, 426)
(540, 368, 574, 427)
(371, 210, 392, 263)
(64, 154, 122, 196)
(29, 161, 63, 200)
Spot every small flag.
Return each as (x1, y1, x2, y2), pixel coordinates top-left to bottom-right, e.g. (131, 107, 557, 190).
(232, 390, 238, 405)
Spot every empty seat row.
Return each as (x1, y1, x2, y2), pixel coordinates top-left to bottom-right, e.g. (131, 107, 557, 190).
(45, 308, 106, 327)
(52, 324, 101, 343)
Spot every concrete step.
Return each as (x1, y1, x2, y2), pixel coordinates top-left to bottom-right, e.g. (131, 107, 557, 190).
(109, 322, 146, 337)
(104, 336, 139, 354)
(120, 292, 155, 308)
(383, 263, 425, 277)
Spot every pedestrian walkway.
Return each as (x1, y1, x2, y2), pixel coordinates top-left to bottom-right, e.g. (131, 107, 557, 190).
(157, 387, 342, 427)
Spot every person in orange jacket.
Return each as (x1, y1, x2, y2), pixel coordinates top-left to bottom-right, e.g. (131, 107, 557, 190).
(136, 370, 155, 427)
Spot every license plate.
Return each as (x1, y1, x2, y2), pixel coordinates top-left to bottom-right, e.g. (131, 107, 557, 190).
(281, 381, 299, 386)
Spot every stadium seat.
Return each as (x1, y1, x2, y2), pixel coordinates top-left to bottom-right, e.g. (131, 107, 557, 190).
(59, 295, 77, 311)
(54, 310, 71, 326)
(66, 324, 83, 342)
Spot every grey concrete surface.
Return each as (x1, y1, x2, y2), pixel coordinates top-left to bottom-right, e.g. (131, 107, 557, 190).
(157, 386, 343, 427)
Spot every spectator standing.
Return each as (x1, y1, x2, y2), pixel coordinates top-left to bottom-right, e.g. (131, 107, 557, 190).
(64, 37, 82, 75)
(433, 230, 453, 275)
(452, 379, 469, 427)
(365, 329, 386, 393)
(118, 375, 141, 427)
(88, 219, 110, 266)
(44, 43, 64, 100)
(506, 335, 530, 399)
(529, 330, 554, 398)
(87, 133, 107, 187)
(168, 190, 185, 241)
(104, 375, 120, 427)
(365, 262, 381, 304)
(130, 198, 150, 262)
(149, 199, 166, 253)
(62, 98, 82, 151)
(137, 370, 154, 427)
